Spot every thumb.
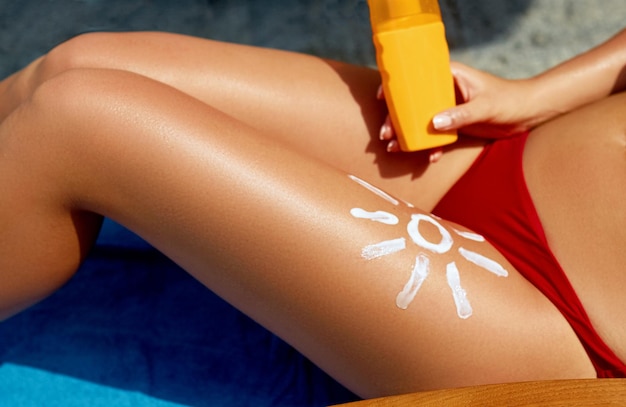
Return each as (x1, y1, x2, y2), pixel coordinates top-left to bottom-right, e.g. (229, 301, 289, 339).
(433, 102, 484, 131)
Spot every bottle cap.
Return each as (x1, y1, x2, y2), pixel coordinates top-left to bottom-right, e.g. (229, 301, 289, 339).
(368, 0, 441, 32)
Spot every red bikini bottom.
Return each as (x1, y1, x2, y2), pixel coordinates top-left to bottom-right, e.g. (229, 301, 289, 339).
(433, 133, 626, 377)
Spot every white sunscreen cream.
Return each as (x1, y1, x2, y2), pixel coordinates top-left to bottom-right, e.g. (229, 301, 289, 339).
(348, 174, 509, 319)
(348, 175, 400, 206)
(396, 254, 430, 310)
(361, 238, 406, 260)
(446, 262, 473, 319)
(453, 228, 486, 242)
(350, 208, 399, 225)
(407, 214, 453, 254)
(459, 247, 508, 277)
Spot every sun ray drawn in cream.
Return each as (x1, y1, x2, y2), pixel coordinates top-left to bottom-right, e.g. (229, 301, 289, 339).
(396, 254, 430, 310)
(459, 247, 509, 277)
(348, 174, 509, 319)
(348, 175, 400, 206)
(453, 228, 486, 242)
(447, 262, 473, 319)
(361, 238, 407, 260)
(350, 208, 399, 225)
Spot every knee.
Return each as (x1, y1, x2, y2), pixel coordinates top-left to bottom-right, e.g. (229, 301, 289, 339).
(2, 33, 112, 119)
(26, 67, 160, 153)
(20, 68, 126, 163)
(33, 32, 126, 88)
(28, 67, 100, 117)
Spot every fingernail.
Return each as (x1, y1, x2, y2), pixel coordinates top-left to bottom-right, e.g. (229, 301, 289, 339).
(433, 113, 452, 130)
(379, 123, 389, 140)
(429, 149, 443, 163)
(387, 140, 399, 153)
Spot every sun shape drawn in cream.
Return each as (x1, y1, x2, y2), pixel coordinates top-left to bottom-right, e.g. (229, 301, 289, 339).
(348, 175, 509, 319)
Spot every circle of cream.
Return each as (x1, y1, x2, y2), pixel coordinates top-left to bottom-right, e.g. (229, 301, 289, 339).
(407, 214, 453, 254)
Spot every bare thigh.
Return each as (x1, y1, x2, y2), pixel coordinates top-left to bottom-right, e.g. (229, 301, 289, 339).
(12, 31, 483, 210)
(524, 92, 626, 363)
(0, 68, 594, 397)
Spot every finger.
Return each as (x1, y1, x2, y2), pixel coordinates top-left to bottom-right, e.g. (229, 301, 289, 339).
(379, 116, 393, 140)
(449, 62, 484, 104)
(449, 61, 476, 81)
(386, 139, 400, 153)
(449, 60, 467, 74)
(376, 84, 384, 100)
(429, 148, 444, 163)
(432, 112, 454, 131)
(433, 103, 481, 132)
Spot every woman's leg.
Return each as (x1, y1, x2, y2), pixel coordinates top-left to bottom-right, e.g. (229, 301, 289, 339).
(0, 31, 483, 211)
(0, 67, 594, 396)
(0, 104, 103, 318)
(524, 92, 626, 363)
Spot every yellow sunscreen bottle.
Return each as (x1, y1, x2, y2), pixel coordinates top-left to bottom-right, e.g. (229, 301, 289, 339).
(368, 0, 457, 152)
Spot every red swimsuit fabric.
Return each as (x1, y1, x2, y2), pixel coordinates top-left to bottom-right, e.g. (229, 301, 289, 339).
(433, 132, 626, 377)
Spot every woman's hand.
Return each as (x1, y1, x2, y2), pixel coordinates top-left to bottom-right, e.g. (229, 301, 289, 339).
(378, 62, 555, 161)
(431, 62, 550, 138)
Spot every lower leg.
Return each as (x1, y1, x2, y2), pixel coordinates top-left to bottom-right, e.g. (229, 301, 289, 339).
(0, 103, 102, 320)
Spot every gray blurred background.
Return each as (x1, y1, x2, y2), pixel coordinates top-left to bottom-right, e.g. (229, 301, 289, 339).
(1, 0, 625, 81)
